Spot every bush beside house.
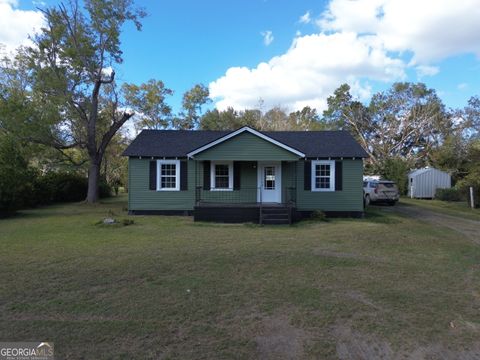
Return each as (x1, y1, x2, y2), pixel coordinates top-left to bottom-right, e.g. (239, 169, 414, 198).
(0, 140, 112, 216)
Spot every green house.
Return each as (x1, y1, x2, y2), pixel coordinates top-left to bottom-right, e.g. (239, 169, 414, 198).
(123, 126, 368, 224)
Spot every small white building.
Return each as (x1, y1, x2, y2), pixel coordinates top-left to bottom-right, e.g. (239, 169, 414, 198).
(408, 167, 451, 199)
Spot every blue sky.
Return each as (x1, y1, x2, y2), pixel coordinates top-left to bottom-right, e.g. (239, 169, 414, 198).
(119, 0, 331, 111)
(2, 0, 480, 114)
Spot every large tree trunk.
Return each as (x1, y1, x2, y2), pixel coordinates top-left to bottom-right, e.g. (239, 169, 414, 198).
(86, 158, 101, 203)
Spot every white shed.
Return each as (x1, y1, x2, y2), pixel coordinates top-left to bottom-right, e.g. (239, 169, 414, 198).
(408, 167, 451, 199)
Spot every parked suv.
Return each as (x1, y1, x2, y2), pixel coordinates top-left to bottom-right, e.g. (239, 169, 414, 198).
(363, 180, 399, 206)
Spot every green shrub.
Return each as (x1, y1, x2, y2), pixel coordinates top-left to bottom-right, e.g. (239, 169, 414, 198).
(310, 210, 328, 221)
(435, 188, 463, 202)
(0, 137, 36, 216)
(456, 174, 480, 208)
(99, 179, 112, 198)
(122, 219, 134, 226)
(34, 172, 88, 204)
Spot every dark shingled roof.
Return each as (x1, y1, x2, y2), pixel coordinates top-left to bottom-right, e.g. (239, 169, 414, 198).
(122, 129, 368, 158)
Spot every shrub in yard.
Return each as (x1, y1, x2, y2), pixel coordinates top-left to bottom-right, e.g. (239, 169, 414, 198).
(0, 138, 35, 216)
(99, 178, 112, 198)
(310, 210, 328, 221)
(456, 173, 480, 208)
(122, 219, 134, 226)
(435, 188, 464, 202)
(34, 172, 88, 204)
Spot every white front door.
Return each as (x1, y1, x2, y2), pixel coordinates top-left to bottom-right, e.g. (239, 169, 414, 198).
(258, 162, 282, 203)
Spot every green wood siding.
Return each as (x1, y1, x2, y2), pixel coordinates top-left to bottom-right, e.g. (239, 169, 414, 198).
(198, 161, 258, 203)
(128, 158, 364, 212)
(282, 161, 297, 203)
(193, 132, 300, 161)
(294, 159, 364, 211)
(128, 158, 195, 210)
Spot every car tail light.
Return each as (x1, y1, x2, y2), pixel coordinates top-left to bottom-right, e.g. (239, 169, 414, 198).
(374, 188, 378, 194)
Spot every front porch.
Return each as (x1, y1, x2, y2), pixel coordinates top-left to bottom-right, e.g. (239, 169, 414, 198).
(186, 127, 305, 224)
(192, 162, 298, 224)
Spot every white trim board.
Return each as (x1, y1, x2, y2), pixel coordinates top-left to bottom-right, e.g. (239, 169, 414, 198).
(156, 159, 180, 191)
(210, 161, 233, 191)
(187, 126, 305, 158)
(311, 160, 335, 192)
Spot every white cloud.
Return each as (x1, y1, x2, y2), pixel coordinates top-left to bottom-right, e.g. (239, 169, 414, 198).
(415, 65, 439, 78)
(210, 32, 405, 111)
(299, 11, 312, 24)
(319, 0, 480, 64)
(261, 30, 274, 46)
(457, 83, 468, 91)
(0, 0, 44, 54)
(210, 0, 480, 112)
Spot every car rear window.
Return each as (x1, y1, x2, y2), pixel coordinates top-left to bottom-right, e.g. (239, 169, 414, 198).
(380, 182, 396, 188)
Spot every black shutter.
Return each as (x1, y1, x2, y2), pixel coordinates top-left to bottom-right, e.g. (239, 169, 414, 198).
(149, 160, 157, 190)
(233, 161, 241, 190)
(180, 160, 188, 191)
(335, 161, 343, 191)
(203, 161, 211, 190)
(304, 160, 311, 191)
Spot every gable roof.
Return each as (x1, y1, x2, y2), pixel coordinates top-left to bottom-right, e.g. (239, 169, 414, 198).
(187, 127, 305, 158)
(123, 127, 368, 158)
(409, 167, 449, 177)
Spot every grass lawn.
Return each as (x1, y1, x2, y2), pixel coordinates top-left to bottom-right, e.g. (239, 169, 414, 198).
(1, 196, 480, 359)
(400, 197, 480, 221)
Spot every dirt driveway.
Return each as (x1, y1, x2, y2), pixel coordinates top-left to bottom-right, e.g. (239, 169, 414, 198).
(391, 203, 480, 244)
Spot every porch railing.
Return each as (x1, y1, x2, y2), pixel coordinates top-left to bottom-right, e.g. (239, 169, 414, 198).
(195, 186, 296, 205)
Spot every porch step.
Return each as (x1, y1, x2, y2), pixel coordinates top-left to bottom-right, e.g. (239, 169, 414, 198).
(260, 206, 291, 225)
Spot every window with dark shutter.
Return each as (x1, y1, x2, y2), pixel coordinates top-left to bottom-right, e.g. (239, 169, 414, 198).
(180, 160, 188, 191)
(157, 160, 180, 190)
(203, 161, 210, 190)
(304, 160, 311, 190)
(311, 160, 335, 192)
(149, 161, 157, 190)
(335, 161, 343, 191)
(233, 161, 241, 190)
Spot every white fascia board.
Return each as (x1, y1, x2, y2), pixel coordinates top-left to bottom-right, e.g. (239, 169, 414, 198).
(187, 126, 305, 158)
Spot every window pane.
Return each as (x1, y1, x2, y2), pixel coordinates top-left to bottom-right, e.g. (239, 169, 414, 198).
(320, 177, 330, 188)
(161, 164, 176, 176)
(215, 176, 229, 188)
(264, 166, 275, 189)
(215, 165, 229, 176)
(160, 163, 177, 189)
(314, 163, 331, 189)
(214, 164, 229, 188)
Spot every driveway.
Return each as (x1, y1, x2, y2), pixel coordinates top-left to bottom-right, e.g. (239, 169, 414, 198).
(391, 203, 480, 244)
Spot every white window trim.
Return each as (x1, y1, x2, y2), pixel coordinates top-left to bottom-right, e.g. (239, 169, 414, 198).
(311, 160, 335, 192)
(157, 160, 180, 191)
(210, 161, 233, 191)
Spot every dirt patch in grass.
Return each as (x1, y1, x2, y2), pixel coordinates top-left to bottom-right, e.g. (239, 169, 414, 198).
(334, 322, 395, 359)
(255, 313, 309, 359)
(334, 322, 480, 360)
(394, 204, 480, 244)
